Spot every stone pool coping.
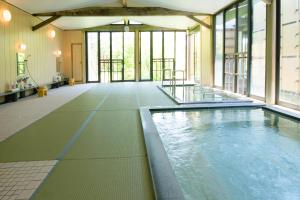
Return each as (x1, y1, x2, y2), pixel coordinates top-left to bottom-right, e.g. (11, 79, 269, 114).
(139, 103, 300, 200)
(157, 85, 254, 105)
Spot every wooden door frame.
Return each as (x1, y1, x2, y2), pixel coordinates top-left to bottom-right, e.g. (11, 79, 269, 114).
(71, 43, 83, 82)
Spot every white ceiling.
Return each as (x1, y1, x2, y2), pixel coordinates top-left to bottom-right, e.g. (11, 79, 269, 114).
(7, 0, 236, 30)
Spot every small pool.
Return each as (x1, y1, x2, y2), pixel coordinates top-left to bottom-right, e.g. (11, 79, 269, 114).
(159, 85, 251, 104)
(147, 106, 300, 200)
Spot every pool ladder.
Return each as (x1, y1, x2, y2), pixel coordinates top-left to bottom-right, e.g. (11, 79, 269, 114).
(161, 69, 185, 88)
(161, 69, 185, 98)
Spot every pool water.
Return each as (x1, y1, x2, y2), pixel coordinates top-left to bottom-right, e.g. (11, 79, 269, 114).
(162, 85, 243, 103)
(152, 108, 300, 200)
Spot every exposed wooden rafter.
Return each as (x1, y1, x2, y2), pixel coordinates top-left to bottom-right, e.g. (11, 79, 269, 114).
(121, 0, 128, 8)
(261, 0, 272, 4)
(33, 7, 209, 17)
(85, 24, 186, 32)
(187, 16, 211, 29)
(32, 15, 61, 31)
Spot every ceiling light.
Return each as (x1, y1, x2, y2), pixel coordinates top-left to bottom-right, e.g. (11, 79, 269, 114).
(124, 25, 129, 32)
(2, 9, 12, 22)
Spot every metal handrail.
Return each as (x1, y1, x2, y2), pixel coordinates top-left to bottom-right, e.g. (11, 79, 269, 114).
(173, 70, 185, 87)
(161, 69, 173, 87)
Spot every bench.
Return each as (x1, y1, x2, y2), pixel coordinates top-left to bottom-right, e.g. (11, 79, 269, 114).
(0, 78, 69, 104)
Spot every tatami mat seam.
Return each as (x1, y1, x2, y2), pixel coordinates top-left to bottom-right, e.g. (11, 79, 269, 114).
(61, 155, 147, 161)
(56, 91, 112, 160)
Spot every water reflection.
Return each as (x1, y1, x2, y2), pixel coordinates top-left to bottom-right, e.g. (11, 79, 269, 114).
(163, 86, 242, 103)
(152, 108, 300, 200)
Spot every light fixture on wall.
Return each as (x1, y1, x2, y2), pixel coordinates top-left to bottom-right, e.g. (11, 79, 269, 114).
(1, 9, 12, 22)
(54, 50, 62, 57)
(19, 43, 27, 51)
(48, 30, 56, 39)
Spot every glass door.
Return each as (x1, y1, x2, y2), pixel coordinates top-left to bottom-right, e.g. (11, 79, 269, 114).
(100, 32, 111, 83)
(139, 31, 187, 81)
(163, 32, 175, 80)
(140, 32, 151, 80)
(87, 31, 136, 83)
(152, 32, 163, 81)
(87, 32, 99, 82)
(111, 32, 123, 82)
(124, 32, 135, 81)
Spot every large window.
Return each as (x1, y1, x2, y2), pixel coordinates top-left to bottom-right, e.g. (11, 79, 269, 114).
(237, 1, 249, 95)
(175, 32, 187, 72)
(140, 31, 187, 81)
(194, 32, 201, 82)
(224, 7, 237, 92)
(279, 0, 300, 108)
(214, 13, 224, 87)
(223, 0, 249, 95)
(87, 31, 186, 83)
(250, 0, 266, 98)
(187, 31, 201, 83)
(214, 0, 269, 100)
(188, 33, 195, 81)
(164, 32, 175, 79)
(86, 32, 135, 82)
(153, 32, 163, 81)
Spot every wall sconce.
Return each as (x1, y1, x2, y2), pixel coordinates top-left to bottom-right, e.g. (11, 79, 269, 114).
(19, 43, 27, 51)
(48, 30, 56, 39)
(1, 9, 12, 22)
(54, 50, 62, 57)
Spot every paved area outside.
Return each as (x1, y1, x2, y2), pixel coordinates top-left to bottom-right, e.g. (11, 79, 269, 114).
(0, 82, 174, 200)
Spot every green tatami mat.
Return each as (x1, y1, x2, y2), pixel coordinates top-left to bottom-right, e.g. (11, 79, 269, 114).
(137, 92, 175, 107)
(55, 104, 101, 112)
(33, 158, 155, 200)
(64, 110, 146, 159)
(55, 90, 109, 112)
(0, 82, 174, 199)
(136, 83, 175, 107)
(0, 111, 90, 162)
(99, 95, 139, 110)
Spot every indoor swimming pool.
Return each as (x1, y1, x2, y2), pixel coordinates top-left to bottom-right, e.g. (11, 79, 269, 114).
(144, 106, 300, 200)
(159, 85, 252, 104)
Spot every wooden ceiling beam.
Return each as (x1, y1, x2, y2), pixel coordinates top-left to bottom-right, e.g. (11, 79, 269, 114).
(187, 16, 211, 29)
(121, 0, 128, 8)
(33, 7, 209, 17)
(32, 15, 61, 31)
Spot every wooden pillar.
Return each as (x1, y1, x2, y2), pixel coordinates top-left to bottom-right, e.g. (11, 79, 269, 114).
(135, 30, 140, 81)
(200, 16, 214, 87)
